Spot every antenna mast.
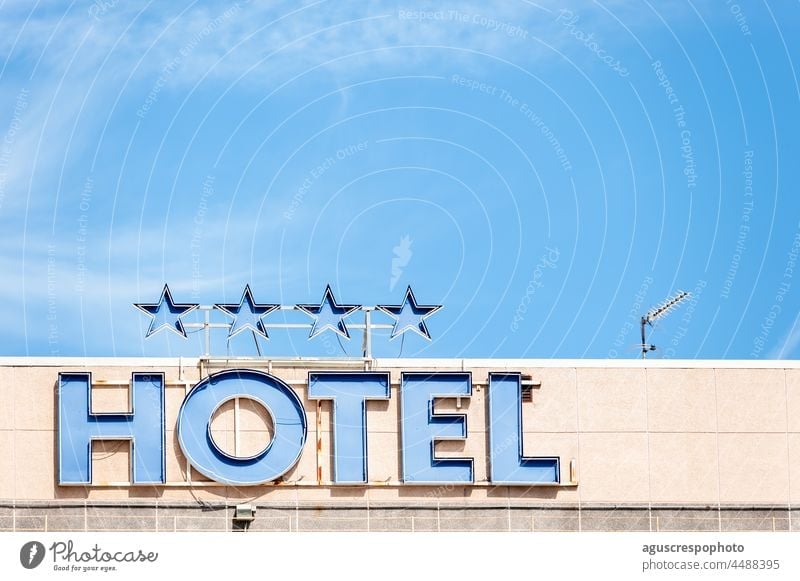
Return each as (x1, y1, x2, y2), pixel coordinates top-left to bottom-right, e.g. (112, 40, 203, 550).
(640, 290, 691, 359)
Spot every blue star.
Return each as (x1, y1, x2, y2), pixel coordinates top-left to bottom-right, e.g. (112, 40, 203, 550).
(377, 286, 442, 340)
(296, 285, 361, 340)
(215, 285, 279, 339)
(134, 284, 199, 338)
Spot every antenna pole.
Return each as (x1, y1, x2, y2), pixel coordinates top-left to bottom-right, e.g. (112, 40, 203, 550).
(640, 316, 648, 359)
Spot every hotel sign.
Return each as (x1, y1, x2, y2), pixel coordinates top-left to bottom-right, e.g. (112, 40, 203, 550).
(57, 369, 560, 487)
(57, 285, 560, 487)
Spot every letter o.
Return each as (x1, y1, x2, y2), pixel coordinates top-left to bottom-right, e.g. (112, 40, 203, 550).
(177, 369, 307, 485)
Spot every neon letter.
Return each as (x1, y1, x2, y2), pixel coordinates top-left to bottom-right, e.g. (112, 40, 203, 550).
(177, 369, 306, 485)
(308, 372, 390, 484)
(58, 372, 165, 484)
(488, 373, 559, 484)
(400, 372, 473, 483)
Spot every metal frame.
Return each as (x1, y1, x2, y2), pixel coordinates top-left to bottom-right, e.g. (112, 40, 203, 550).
(135, 284, 442, 357)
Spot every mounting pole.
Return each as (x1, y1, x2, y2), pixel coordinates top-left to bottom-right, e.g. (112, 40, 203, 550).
(640, 315, 658, 359)
(363, 309, 372, 359)
(204, 308, 210, 357)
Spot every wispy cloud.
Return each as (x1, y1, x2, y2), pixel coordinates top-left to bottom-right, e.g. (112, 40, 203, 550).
(0, 1, 572, 206)
(768, 313, 800, 359)
(0, 0, 710, 356)
(1, 1, 656, 88)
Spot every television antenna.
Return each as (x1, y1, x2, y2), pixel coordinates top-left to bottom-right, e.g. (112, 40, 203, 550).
(640, 290, 691, 359)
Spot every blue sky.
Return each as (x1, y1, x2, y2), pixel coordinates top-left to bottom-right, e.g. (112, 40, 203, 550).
(0, 0, 798, 359)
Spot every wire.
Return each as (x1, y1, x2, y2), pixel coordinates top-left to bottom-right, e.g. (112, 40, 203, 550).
(336, 334, 349, 356)
(186, 480, 217, 511)
(92, 441, 126, 460)
(398, 333, 405, 357)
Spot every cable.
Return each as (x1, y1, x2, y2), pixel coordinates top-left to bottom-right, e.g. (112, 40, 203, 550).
(186, 481, 217, 511)
(336, 335, 349, 356)
(91, 441, 126, 460)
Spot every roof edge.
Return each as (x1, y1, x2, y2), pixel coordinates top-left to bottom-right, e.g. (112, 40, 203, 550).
(0, 356, 797, 369)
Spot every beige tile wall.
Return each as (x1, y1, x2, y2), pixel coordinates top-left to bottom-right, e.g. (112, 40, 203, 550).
(577, 368, 647, 432)
(788, 433, 800, 505)
(717, 433, 789, 504)
(0, 367, 14, 430)
(785, 370, 800, 432)
(577, 433, 649, 503)
(646, 368, 716, 432)
(715, 369, 787, 432)
(648, 433, 719, 503)
(0, 430, 14, 498)
(0, 363, 796, 506)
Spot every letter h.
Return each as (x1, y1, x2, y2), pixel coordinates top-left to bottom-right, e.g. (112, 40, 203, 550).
(58, 372, 166, 484)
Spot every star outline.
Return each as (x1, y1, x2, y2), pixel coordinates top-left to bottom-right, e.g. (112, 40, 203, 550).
(133, 284, 199, 338)
(377, 286, 442, 341)
(214, 284, 279, 340)
(296, 285, 361, 340)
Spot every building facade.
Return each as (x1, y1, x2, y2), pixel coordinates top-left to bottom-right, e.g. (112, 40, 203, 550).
(1, 357, 798, 532)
